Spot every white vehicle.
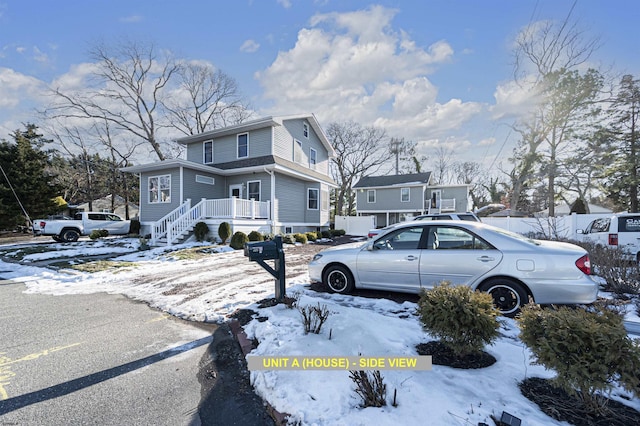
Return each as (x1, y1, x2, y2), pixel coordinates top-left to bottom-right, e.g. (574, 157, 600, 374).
(33, 212, 131, 242)
(579, 213, 640, 262)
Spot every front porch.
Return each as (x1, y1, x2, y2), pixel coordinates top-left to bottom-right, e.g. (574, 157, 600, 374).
(148, 197, 271, 245)
(358, 198, 457, 228)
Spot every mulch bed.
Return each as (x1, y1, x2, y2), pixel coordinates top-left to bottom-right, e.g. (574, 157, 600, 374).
(519, 377, 640, 426)
(415, 340, 496, 369)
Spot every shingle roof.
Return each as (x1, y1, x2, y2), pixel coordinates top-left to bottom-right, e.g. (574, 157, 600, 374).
(353, 172, 432, 188)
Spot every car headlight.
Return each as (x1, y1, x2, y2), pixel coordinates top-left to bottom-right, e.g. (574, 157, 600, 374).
(311, 254, 323, 262)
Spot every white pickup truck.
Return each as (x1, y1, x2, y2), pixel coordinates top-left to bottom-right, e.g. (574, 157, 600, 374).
(33, 212, 131, 242)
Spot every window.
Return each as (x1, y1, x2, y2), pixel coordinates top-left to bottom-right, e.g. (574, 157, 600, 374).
(248, 181, 261, 201)
(374, 226, 424, 250)
(303, 123, 309, 138)
(237, 133, 248, 158)
(294, 139, 303, 163)
(308, 188, 319, 210)
(401, 187, 410, 202)
(196, 175, 215, 185)
(430, 226, 493, 250)
(203, 140, 213, 164)
(149, 175, 171, 203)
(367, 189, 376, 203)
(285, 226, 293, 234)
(309, 148, 317, 169)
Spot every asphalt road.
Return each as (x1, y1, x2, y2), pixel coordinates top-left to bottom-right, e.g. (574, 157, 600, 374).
(0, 280, 216, 425)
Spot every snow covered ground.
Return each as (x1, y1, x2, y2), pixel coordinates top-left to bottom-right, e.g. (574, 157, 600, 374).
(1, 237, 639, 425)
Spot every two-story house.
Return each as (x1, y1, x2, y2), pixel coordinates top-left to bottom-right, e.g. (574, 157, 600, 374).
(122, 114, 336, 244)
(353, 172, 471, 228)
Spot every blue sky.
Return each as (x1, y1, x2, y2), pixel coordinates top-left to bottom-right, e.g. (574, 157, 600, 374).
(1, 0, 639, 170)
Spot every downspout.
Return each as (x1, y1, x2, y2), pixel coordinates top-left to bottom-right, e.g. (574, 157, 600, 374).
(265, 167, 276, 234)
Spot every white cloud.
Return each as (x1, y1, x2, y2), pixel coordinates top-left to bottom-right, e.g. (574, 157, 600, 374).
(490, 77, 539, 120)
(256, 5, 481, 147)
(240, 39, 260, 53)
(0, 67, 47, 109)
(277, 0, 292, 9)
(32, 46, 49, 63)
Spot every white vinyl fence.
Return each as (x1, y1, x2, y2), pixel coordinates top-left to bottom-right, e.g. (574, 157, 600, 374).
(335, 215, 375, 237)
(482, 213, 614, 241)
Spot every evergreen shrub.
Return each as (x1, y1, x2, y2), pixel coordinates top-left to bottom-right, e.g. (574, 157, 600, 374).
(229, 231, 249, 250)
(518, 304, 640, 413)
(193, 222, 209, 242)
(129, 219, 141, 235)
(89, 229, 109, 240)
(305, 232, 317, 242)
(218, 222, 232, 244)
(418, 282, 500, 357)
(294, 233, 307, 244)
(321, 230, 331, 239)
(248, 230, 264, 241)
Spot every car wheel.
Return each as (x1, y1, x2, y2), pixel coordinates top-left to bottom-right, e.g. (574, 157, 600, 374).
(61, 229, 80, 243)
(479, 279, 528, 317)
(323, 265, 354, 294)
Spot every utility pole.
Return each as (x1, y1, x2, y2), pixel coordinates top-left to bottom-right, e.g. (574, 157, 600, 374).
(390, 138, 401, 175)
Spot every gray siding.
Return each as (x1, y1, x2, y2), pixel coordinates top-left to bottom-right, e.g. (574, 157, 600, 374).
(274, 174, 305, 223)
(182, 169, 226, 201)
(209, 127, 273, 163)
(186, 140, 208, 163)
(139, 168, 182, 221)
(225, 172, 272, 201)
(357, 186, 425, 211)
(280, 118, 329, 175)
(427, 186, 470, 211)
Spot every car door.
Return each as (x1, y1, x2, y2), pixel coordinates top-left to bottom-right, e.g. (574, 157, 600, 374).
(419, 225, 503, 288)
(103, 213, 129, 234)
(356, 225, 426, 292)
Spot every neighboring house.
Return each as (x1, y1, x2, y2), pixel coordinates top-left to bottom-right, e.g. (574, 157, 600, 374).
(536, 202, 613, 217)
(75, 195, 139, 219)
(353, 173, 471, 228)
(122, 114, 336, 245)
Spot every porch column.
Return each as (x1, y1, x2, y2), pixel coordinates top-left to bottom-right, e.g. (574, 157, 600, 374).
(250, 198, 256, 219)
(231, 196, 237, 219)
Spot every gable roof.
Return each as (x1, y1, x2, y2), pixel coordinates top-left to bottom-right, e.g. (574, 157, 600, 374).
(176, 113, 336, 158)
(353, 172, 432, 189)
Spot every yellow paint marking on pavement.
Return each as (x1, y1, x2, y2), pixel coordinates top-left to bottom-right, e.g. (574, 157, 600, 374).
(146, 314, 170, 323)
(0, 342, 82, 400)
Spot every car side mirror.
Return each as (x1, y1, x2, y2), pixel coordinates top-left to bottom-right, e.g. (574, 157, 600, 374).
(576, 229, 585, 234)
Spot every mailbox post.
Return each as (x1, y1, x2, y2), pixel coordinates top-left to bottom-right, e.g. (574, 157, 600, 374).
(244, 235, 286, 302)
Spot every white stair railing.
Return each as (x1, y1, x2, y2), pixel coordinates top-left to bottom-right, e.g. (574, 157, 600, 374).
(166, 199, 207, 246)
(150, 199, 191, 244)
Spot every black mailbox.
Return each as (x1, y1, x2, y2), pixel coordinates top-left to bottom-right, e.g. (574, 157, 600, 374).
(244, 240, 278, 261)
(244, 236, 286, 302)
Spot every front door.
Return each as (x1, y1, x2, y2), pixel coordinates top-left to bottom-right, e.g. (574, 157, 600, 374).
(229, 184, 243, 198)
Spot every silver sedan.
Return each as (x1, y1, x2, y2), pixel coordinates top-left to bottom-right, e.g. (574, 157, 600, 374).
(308, 221, 598, 316)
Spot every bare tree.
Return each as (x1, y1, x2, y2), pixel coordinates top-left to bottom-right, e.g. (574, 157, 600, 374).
(326, 121, 390, 216)
(164, 62, 252, 136)
(46, 40, 181, 161)
(509, 2, 601, 215)
(430, 147, 454, 185)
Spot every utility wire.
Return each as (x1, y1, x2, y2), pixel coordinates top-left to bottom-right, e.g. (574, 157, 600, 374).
(0, 163, 32, 226)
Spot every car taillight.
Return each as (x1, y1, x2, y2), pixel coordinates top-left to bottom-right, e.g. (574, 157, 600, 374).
(608, 233, 618, 245)
(575, 254, 591, 275)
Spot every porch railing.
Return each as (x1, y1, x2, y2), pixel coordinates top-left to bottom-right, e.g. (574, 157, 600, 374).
(151, 197, 271, 245)
(426, 198, 456, 214)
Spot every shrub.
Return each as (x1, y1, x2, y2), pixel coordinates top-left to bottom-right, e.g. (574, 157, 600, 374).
(282, 234, 295, 244)
(330, 229, 346, 237)
(305, 231, 317, 242)
(298, 302, 330, 334)
(218, 222, 232, 244)
(229, 231, 249, 250)
(89, 229, 109, 240)
(349, 370, 387, 408)
(294, 233, 307, 244)
(193, 222, 209, 242)
(518, 304, 640, 414)
(577, 241, 640, 296)
(321, 230, 331, 239)
(248, 230, 264, 241)
(417, 282, 500, 357)
(129, 219, 141, 235)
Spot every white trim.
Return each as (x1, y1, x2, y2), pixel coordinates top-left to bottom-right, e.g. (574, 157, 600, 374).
(196, 175, 215, 185)
(237, 133, 249, 159)
(294, 139, 303, 163)
(247, 180, 261, 201)
(307, 188, 319, 210)
(148, 174, 171, 204)
(401, 187, 410, 202)
(203, 140, 214, 164)
(309, 147, 317, 169)
(367, 189, 376, 203)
